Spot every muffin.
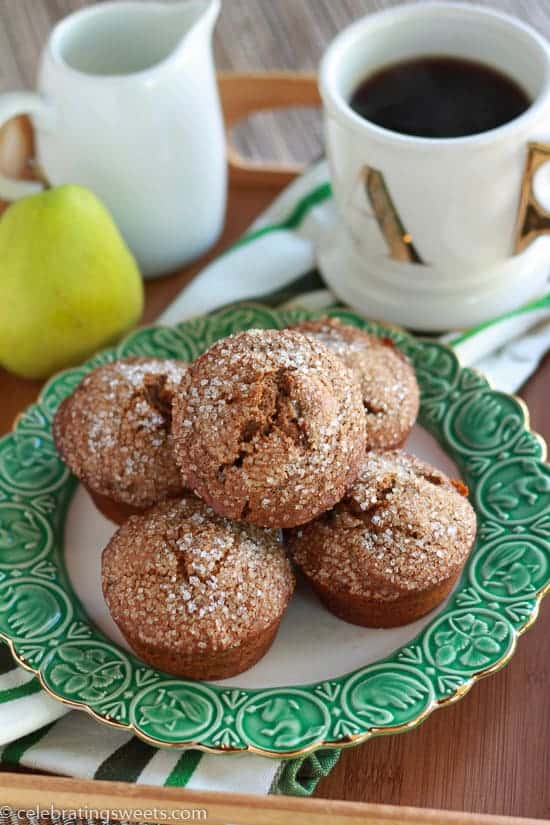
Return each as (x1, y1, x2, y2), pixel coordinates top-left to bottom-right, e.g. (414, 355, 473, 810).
(53, 358, 188, 524)
(291, 318, 419, 449)
(102, 495, 295, 680)
(289, 450, 477, 627)
(172, 328, 366, 528)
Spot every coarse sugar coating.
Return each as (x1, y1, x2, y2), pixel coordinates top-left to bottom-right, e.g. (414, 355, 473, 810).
(171, 328, 367, 528)
(53, 358, 188, 511)
(102, 494, 295, 679)
(291, 318, 419, 449)
(289, 450, 477, 627)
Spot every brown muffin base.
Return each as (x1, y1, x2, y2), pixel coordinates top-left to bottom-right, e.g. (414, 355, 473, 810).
(87, 488, 145, 525)
(115, 616, 283, 681)
(303, 571, 459, 628)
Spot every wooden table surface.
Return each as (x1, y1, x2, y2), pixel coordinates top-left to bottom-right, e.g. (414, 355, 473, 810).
(0, 0, 549, 820)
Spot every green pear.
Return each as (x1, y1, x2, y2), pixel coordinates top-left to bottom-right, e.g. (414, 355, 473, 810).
(0, 185, 143, 379)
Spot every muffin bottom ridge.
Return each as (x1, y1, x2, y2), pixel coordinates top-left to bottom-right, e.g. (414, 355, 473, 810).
(116, 615, 282, 681)
(305, 573, 459, 628)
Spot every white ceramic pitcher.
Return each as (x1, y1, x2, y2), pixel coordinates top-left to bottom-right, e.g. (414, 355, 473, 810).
(0, 0, 226, 278)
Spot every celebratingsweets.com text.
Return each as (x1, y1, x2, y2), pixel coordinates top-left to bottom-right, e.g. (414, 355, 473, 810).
(0, 806, 208, 823)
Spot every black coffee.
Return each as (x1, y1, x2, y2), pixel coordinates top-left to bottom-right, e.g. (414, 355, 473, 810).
(349, 56, 531, 138)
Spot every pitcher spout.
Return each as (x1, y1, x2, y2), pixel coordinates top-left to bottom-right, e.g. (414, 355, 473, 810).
(163, 0, 220, 52)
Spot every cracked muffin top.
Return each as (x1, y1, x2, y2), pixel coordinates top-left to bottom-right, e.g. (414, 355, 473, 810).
(102, 494, 294, 653)
(289, 450, 477, 600)
(53, 358, 188, 508)
(171, 328, 366, 528)
(291, 318, 419, 449)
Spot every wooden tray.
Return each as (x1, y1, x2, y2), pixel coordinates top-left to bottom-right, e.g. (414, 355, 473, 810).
(0, 72, 548, 821)
(0, 771, 545, 825)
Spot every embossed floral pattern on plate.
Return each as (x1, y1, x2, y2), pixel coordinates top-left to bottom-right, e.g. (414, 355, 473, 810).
(0, 305, 548, 756)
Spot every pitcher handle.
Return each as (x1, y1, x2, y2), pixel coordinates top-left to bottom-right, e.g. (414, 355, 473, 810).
(218, 72, 320, 190)
(0, 92, 53, 201)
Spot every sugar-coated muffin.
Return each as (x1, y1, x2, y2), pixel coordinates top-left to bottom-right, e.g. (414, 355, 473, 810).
(291, 318, 419, 449)
(171, 328, 367, 528)
(102, 495, 295, 680)
(53, 358, 188, 523)
(289, 450, 477, 627)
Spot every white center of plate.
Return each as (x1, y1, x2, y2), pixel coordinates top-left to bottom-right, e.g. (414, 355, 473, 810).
(64, 425, 461, 688)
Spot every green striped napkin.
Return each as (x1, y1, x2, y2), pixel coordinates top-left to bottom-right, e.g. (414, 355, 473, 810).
(1, 160, 549, 795)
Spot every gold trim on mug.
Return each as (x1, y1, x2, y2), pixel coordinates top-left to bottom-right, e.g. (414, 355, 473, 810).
(363, 166, 425, 264)
(514, 141, 550, 253)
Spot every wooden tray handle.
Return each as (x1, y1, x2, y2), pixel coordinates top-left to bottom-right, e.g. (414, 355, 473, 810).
(218, 71, 320, 190)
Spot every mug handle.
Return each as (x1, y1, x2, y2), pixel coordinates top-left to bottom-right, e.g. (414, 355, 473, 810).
(0, 92, 53, 201)
(514, 141, 550, 253)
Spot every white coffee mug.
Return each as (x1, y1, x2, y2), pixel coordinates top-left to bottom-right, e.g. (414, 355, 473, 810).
(319, 3, 550, 330)
(0, 0, 226, 278)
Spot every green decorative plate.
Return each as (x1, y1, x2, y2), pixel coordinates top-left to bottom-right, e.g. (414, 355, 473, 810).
(0, 305, 548, 757)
